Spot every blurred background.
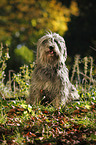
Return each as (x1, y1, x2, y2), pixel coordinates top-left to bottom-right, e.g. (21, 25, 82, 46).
(0, 0, 96, 78)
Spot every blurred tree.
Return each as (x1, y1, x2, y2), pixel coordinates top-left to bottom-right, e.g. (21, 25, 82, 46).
(14, 45, 34, 64)
(0, 0, 79, 73)
(0, 0, 79, 44)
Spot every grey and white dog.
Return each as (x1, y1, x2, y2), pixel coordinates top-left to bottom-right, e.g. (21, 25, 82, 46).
(27, 32, 79, 107)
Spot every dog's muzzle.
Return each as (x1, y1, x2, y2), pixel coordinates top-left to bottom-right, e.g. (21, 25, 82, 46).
(49, 46, 54, 54)
(48, 46, 59, 58)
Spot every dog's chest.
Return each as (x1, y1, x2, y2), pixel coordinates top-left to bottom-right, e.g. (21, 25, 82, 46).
(44, 77, 60, 89)
(35, 66, 61, 90)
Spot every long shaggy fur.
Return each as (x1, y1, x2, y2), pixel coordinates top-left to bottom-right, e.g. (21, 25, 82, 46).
(27, 32, 79, 107)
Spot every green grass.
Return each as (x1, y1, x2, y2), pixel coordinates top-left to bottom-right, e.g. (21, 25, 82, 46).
(0, 92, 96, 144)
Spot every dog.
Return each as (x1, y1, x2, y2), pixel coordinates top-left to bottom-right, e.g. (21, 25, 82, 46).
(27, 32, 79, 107)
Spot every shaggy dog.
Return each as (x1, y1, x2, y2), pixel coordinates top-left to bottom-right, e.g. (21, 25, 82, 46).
(27, 32, 79, 107)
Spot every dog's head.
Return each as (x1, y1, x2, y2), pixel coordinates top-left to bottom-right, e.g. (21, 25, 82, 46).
(36, 32, 67, 66)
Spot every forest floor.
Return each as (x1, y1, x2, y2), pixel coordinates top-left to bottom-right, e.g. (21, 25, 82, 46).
(0, 98, 96, 145)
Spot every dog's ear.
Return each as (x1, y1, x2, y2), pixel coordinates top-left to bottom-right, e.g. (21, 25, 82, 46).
(63, 44, 67, 60)
(63, 50, 67, 62)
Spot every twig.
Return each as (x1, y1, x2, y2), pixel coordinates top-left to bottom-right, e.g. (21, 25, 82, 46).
(89, 46, 96, 51)
(79, 72, 96, 83)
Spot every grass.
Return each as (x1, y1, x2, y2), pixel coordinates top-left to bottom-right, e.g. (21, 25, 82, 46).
(0, 90, 96, 145)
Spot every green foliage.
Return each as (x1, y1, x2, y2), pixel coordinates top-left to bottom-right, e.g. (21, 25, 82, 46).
(0, 44, 10, 80)
(0, 98, 96, 144)
(0, 0, 79, 43)
(14, 45, 34, 64)
(13, 64, 33, 98)
(0, 44, 13, 98)
(0, 45, 33, 99)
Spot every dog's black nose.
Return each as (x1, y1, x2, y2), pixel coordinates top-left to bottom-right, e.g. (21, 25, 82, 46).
(49, 46, 54, 50)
